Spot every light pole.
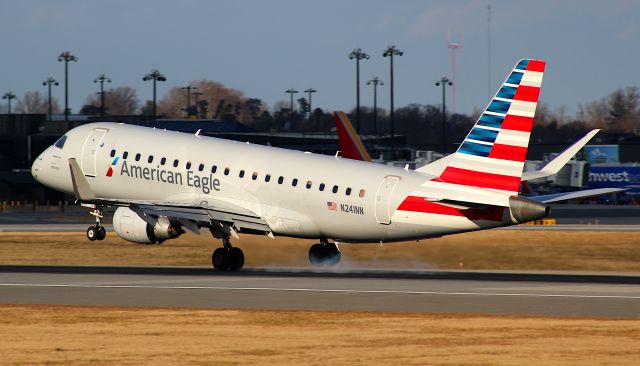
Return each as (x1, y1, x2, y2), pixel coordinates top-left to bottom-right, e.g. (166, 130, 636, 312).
(94, 74, 111, 117)
(42, 77, 59, 121)
(436, 77, 452, 153)
(349, 48, 369, 133)
(383, 45, 403, 151)
(2, 92, 16, 115)
(143, 69, 167, 121)
(366, 77, 383, 136)
(285, 89, 298, 113)
(181, 85, 197, 117)
(304, 88, 316, 119)
(57, 51, 78, 122)
(193, 91, 204, 118)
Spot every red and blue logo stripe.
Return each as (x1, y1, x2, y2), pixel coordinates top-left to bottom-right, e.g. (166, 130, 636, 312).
(106, 156, 119, 177)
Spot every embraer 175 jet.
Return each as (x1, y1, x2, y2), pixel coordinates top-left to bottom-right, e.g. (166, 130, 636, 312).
(31, 59, 618, 271)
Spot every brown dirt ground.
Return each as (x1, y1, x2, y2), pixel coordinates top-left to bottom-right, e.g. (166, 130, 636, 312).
(0, 230, 639, 271)
(1, 305, 638, 366)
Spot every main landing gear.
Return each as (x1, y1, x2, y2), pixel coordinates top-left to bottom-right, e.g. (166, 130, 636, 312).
(308, 240, 341, 267)
(211, 236, 244, 271)
(86, 205, 106, 241)
(210, 223, 244, 271)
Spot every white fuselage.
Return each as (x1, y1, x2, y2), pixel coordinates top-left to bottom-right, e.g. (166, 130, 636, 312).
(32, 123, 513, 243)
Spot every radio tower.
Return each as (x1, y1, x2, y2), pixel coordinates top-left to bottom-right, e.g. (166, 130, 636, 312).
(448, 31, 463, 114)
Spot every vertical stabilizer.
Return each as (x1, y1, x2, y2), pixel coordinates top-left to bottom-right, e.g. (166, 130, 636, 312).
(433, 59, 546, 194)
(334, 111, 372, 162)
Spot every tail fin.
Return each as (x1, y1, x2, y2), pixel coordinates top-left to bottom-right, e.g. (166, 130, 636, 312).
(434, 59, 546, 194)
(334, 111, 372, 162)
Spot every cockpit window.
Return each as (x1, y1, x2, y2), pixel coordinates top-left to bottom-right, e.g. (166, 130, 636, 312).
(53, 135, 67, 149)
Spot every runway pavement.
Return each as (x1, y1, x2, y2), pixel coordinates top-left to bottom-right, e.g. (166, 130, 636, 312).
(1, 266, 638, 317)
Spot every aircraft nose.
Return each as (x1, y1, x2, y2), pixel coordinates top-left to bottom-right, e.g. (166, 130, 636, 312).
(31, 158, 41, 181)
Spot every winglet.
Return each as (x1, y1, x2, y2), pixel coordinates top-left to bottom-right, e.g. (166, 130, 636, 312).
(522, 129, 600, 181)
(68, 158, 97, 201)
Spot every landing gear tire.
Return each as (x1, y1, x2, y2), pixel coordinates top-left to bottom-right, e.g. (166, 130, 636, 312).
(212, 247, 245, 271)
(97, 226, 106, 241)
(308, 242, 341, 267)
(229, 247, 245, 271)
(87, 226, 98, 241)
(212, 248, 231, 271)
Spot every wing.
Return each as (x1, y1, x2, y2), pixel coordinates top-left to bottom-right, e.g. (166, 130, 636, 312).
(128, 201, 272, 237)
(68, 158, 272, 238)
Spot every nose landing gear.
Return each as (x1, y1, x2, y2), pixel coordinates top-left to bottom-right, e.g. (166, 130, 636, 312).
(308, 240, 341, 266)
(86, 205, 106, 241)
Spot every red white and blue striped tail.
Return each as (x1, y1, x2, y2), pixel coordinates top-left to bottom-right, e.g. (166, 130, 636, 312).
(435, 59, 545, 194)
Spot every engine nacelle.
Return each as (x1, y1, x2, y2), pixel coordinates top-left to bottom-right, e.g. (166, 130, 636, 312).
(112, 207, 184, 244)
(508, 196, 551, 224)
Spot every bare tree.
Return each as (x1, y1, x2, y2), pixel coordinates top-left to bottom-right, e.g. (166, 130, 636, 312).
(15, 91, 60, 114)
(577, 99, 609, 129)
(83, 86, 140, 115)
(607, 86, 639, 131)
(157, 80, 249, 120)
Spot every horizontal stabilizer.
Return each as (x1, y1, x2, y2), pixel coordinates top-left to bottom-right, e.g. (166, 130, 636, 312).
(527, 188, 624, 203)
(68, 158, 97, 201)
(522, 129, 600, 181)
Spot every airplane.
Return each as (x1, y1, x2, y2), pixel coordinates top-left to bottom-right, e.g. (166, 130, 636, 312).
(31, 59, 620, 271)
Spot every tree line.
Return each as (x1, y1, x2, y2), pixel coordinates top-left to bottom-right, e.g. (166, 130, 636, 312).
(6, 81, 640, 145)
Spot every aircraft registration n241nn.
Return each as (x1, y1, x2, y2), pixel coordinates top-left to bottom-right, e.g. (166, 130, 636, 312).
(31, 59, 620, 271)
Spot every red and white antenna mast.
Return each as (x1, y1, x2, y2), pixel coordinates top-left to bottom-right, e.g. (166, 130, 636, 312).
(447, 31, 463, 114)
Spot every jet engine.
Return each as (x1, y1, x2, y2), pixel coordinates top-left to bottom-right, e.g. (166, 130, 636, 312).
(112, 207, 184, 244)
(508, 196, 550, 224)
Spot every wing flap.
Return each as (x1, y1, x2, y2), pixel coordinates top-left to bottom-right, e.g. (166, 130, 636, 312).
(133, 202, 272, 235)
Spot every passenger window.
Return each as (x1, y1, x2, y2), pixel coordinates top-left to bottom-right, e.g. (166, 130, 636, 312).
(173, 159, 179, 167)
(346, 187, 352, 196)
(53, 135, 67, 149)
(198, 163, 204, 172)
(110, 149, 116, 157)
(186, 162, 192, 169)
(278, 176, 284, 184)
(135, 153, 141, 161)
(332, 185, 338, 194)
(211, 165, 217, 174)
(306, 181, 312, 189)
(224, 168, 230, 175)
(319, 183, 325, 191)
(252, 172, 258, 180)
(265, 174, 271, 182)
(160, 157, 166, 165)
(239, 170, 245, 178)
(359, 189, 365, 198)
(123, 151, 129, 159)
(148, 156, 153, 164)
(292, 178, 298, 187)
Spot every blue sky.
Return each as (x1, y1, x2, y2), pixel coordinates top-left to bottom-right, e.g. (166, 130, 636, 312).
(1, 0, 638, 116)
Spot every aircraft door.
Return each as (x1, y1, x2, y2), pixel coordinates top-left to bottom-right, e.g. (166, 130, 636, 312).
(81, 128, 108, 177)
(374, 176, 400, 225)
